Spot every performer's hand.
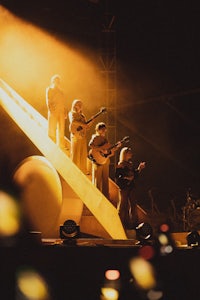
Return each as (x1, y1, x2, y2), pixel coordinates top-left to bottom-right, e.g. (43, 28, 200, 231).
(138, 162, 146, 172)
(125, 175, 134, 181)
(116, 142, 122, 148)
(87, 119, 94, 128)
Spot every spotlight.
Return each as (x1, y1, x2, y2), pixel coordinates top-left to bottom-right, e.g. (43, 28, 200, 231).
(135, 222, 153, 245)
(187, 230, 200, 247)
(60, 220, 80, 244)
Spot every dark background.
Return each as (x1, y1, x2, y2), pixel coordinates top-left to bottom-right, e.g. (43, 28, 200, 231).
(1, 245, 200, 300)
(1, 0, 200, 219)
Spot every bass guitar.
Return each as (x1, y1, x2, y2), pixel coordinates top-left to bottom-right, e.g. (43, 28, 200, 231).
(89, 136, 130, 165)
(70, 107, 107, 139)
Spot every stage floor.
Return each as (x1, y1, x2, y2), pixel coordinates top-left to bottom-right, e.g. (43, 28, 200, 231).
(1, 240, 200, 300)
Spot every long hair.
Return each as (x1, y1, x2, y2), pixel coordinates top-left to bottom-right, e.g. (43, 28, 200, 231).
(95, 122, 106, 132)
(50, 74, 60, 85)
(71, 99, 82, 113)
(119, 147, 132, 164)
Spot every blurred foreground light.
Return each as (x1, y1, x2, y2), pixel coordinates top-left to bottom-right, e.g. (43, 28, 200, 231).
(101, 269, 120, 299)
(156, 223, 175, 255)
(105, 270, 120, 281)
(158, 233, 169, 245)
(139, 245, 155, 260)
(158, 233, 173, 255)
(147, 289, 163, 300)
(16, 268, 50, 300)
(159, 223, 170, 233)
(160, 245, 173, 255)
(129, 257, 156, 290)
(101, 287, 119, 300)
(0, 191, 21, 237)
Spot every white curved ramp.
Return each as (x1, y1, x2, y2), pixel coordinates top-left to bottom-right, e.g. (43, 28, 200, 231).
(13, 155, 85, 238)
(13, 156, 63, 237)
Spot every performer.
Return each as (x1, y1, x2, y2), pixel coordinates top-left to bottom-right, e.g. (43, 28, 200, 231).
(115, 147, 146, 229)
(46, 74, 68, 149)
(89, 122, 121, 198)
(68, 99, 92, 174)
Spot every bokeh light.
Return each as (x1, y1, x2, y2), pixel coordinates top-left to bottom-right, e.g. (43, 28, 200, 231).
(101, 287, 119, 300)
(139, 245, 155, 260)
(16, 268, 50, 300)
(0, 190, 21, 237)
(129, 257, 156, 290)
(105, 270, 120, 281)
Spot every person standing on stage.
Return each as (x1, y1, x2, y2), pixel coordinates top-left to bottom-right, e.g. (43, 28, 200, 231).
(89, 122, 121, 199)
(68, 99, 92, 174)
(115, 147, 146, 229)
(46, 74, 68, 149)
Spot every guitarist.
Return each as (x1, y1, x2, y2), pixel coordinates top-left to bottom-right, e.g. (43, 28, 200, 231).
(69, 99, 94, 174)
(89, 122, 122, 199)
(115, 147, 146, 230)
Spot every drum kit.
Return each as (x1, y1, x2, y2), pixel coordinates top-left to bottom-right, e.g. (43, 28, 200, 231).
(182, 190, 200, 231)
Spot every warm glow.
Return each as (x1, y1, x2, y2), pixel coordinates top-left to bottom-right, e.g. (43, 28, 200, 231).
(0, 80, 127, 240)
(160, 245, 173, 255)
(0, 5, 106, 115)
(139, 245, 155, 260)
(160, 223, 170, 232)
(0, 191, 20, 236)
(17, 269, 50, 299)
(101, 287, 119, 300)
(158, 233, 169, 245)
(0, 5, 128, 240)
(105, 270, 120, 281)
(129, 257, 156, 290)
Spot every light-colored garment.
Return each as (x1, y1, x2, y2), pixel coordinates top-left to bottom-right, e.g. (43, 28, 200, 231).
(46, 86, 67, 148)
(69, 111, 88, 174)
(91, 159, 110, 198)
(89, 134, 110, 198)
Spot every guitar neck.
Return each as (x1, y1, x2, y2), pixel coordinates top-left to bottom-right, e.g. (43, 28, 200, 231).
(107, 142, 119, 152)
(86, 111, 102, 124)
(106, 137, 129, 152)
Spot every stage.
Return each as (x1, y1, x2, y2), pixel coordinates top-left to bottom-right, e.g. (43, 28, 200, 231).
(1, 3, 200, 299)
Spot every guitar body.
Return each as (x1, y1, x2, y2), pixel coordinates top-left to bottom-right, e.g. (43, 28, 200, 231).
(89, 136, 130, 165)
(69, 107, 107, 140)
(89, 144, 114, 165)
(115, 165, 135, 190)
(116, 177, 133, 190)
(69, 122, 86, 139)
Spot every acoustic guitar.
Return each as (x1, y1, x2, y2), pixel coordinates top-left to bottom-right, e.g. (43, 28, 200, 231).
(69, 107, 107, 139)
(89, 136, 130, 165)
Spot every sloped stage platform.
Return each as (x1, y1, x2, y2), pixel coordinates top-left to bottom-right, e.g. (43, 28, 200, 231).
(1, 78, 148, 240)
(13, 155, 148, 239)
(0, 78, 126, 239)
